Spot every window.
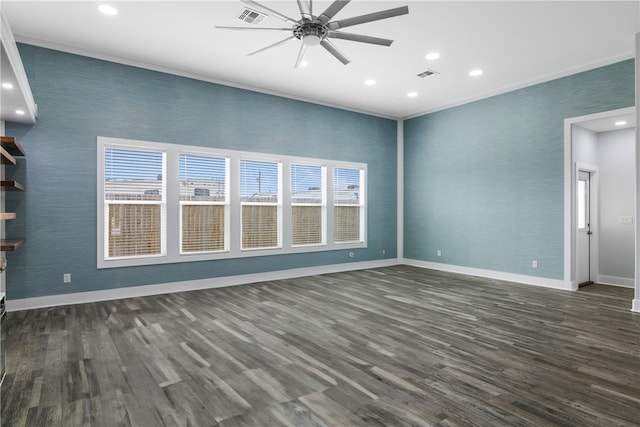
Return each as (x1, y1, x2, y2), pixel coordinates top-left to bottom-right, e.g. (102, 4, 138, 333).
(179, 154, 229, 253)
(104, 146, 166, 259)
(240, 159, 282, 250)
(334, 167, 364, 243)
(291, 164, 325, 246)
(98, 137, 366, 268)
(578, 174, 589, 230)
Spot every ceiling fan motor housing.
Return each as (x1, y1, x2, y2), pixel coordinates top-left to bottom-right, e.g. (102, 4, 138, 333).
(294, 22, 327, 46)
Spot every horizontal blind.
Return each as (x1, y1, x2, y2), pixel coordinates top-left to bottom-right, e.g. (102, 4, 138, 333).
(180, 154, 228, 253)
(105, 147, 164, 201)
(241, 159, 280, 249)
(104, 147, 164, 258)
(334, 167, 362, 243)
(108, 204, 161, 257)
(179, 154, 227, 202)
(291, 164, 324, 245)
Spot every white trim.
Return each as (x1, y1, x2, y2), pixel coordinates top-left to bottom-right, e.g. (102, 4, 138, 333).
(6, 259, 400, 312)
(564, 116, 573, 284)
(564, 107, 636, 289)
(632, 299, 640, 312)
(97, 136, 367, 268)
(14, 36, 396, 121)
(1, 11, 38, 123)
(402, 258, 573, 291)
(635, 32, 640, 315)
(403, 52, 634, 120)
(575, 163, 599, 289)
(596, 275, 634, 288)
(14, 36, 634, 122)
(397, 119, 404, 259)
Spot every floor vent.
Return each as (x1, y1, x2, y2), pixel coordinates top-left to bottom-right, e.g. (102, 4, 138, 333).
(238, 8, 266, 24)
(417, 69, 439, 78)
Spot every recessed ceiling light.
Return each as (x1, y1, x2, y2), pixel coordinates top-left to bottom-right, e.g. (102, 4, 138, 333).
(2, 82, 13, 89)
(364, 79, 376, 86)
(425, 52, 440, 60)
(407, 91, 418, 98)
(469, 69, 483, 77)
(15, 109, 25, 115)
(615, 120, 627, 126)
(98, 5, 118, 16)
(300, 60, 308, 67)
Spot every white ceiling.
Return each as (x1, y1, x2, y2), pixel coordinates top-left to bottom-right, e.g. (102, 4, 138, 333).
(2, 1, 640, 119)
(574, 111, 636, 133)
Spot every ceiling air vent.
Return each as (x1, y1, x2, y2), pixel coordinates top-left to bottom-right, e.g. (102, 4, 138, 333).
(238, 8, 266, 25)
(417, 69, 439, 78)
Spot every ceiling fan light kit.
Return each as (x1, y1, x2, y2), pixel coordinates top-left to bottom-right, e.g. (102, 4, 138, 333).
(217, 0, 409, 68)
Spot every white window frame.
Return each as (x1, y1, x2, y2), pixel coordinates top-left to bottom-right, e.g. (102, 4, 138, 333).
(290, 163, 327, 248)
(178, 152, 230, 255)
(239, 157, 283, 251)
(97, 136, 367, 269)
(101, 143, 167, 263)
(333, 167, 366, 245)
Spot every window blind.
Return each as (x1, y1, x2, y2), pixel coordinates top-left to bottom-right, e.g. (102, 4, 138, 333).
(104, 147, 165, 258)
(334, 167, 362, 243)
(98, 136, 367, 268)
(240, 159, 281, 249)
(291, 164, 324, 246)
(179, 154, 228, 253)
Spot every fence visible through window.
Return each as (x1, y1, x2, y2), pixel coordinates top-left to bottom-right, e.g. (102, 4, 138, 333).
(104, 147, 165, 258)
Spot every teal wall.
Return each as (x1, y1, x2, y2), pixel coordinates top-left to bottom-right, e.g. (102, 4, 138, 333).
(5, 44, 398, 300)
(404, 60, 635, 279)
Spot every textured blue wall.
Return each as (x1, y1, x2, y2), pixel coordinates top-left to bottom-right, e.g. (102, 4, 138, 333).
(404, 60, 635, 279)
(5, 44, 398, 300)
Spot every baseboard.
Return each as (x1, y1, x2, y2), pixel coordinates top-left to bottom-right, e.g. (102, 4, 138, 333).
(596, 275, 635, 288)
(7, 259, 401, 311)
(402, 258, 573, 290)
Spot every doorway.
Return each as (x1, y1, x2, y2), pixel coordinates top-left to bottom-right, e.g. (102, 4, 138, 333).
(565, 106, 636, 297)
(576, 169, 594, 286)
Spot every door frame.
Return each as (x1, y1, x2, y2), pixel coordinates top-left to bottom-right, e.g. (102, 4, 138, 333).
(564, 106, 634, 291)
(575, 165, 599, 286)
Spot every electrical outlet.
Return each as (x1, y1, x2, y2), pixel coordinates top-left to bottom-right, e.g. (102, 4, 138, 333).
(382, 249, 386, 256)
(532, 260, 538, 269)
(63, 273, 71, 283)
(437, 249, 442, 257)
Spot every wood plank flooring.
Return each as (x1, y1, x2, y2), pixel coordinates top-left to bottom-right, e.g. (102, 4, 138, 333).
(2, 266, 639, 426)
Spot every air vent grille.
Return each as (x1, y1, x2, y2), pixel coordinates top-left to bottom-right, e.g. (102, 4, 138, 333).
(238, 8, 266, 24)
(417, 69, 439, 78)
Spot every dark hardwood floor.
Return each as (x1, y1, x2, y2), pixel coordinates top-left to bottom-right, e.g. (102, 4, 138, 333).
(2, 266, 639, 426)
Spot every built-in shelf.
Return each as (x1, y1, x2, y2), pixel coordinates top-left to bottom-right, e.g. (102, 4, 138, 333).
(0, 137, 25, 157)
(0, 239, 24, 251)
(0, 146, 15, 166)
(1, 181, 24, 191)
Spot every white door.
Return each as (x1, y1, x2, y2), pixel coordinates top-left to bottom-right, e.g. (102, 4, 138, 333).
(577, 170, 593, 285)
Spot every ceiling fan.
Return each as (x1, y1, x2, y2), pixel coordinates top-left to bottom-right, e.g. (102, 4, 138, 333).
(216, 0, 409, 68)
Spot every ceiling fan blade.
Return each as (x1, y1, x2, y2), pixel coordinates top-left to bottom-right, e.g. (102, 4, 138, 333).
(327, 5, 409, 30)
(297, 0, 312, 21)
(247, 35, 296, 56)
(327, 31, 393, 46)
(215, 26, 291, 31)
(294, 43, 308, 68)
(320, 39, 350, 65)
(317, 0, 350, 25)
(241, 0, 299, 25)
